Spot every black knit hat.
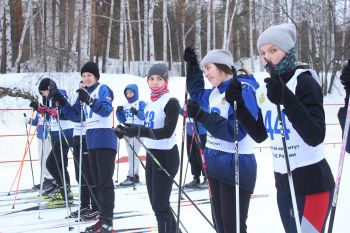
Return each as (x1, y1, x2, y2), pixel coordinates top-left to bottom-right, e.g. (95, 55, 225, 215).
(147, 64, 168, 81)
(38, 78, 57, 92)
(81, 61, 100, 80)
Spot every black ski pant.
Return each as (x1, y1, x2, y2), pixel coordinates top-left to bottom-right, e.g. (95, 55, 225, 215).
(88, 148, 116, 221)
(145, 145, 179, 233)
(210, 176, 252, 233)
(46, 135, 73, 187)
(73, 135, 98, 210)
(186, 134, 206, 179)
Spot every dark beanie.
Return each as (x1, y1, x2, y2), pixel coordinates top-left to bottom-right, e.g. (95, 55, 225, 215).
(38, 78, 57, 92)
(147, 64, 168, 81)
(81, 61, 100, 80)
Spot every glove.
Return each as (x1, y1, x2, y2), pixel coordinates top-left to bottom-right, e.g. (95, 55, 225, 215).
(48, 108, 58, 117)
(225, 78, 243, 106)
(130, 107, 138, 115)
(50, 90, 67, 106)
(24, 116, 31, 124)
(76, 89, 94, 105)
(37, 106, 48, 114)
(29, 101, 39, 111)
(264, 77, 285, 105)
(116, 106, 124, 113)
(114, 126, 125, 139)
(183, 47, 200, 71)
(115, 125, 141, 138)
(340, 59, 350, 92)
(187, 100, 202, 119)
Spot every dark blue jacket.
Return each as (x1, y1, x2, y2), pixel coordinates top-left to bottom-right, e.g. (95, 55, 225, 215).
(186, 70, 259, 193)
(60, 83, 117, 152)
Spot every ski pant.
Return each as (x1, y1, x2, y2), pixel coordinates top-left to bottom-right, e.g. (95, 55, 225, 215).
(46, 135, 73, 187)
(88, 148, 116, 221)
(38, 138, 53, 179)
(277, 190, 332, 233)
(145, 145, 179, 233)
(72, 135, 98, 210)
(186, 134, 206, 179)
(125, 136, 141, 177)
(210, 176, 252, 233)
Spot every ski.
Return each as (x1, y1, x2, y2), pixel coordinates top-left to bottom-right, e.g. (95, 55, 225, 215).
(113, 226, 158, 233)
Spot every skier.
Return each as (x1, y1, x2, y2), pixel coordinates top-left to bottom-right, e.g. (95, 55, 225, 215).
(51, 61, 117, 232)
(115, 84, 146, 186)
(225, 23, 335, 233)
(67, 81, 99, 220)
(180, 107, 208, 190)
(184, 47, 258, 233)
(37, 78, 74, 201)
(338, 59, 350, 153)
(115, 64, 181, 233)
(26, 98, 55, 191)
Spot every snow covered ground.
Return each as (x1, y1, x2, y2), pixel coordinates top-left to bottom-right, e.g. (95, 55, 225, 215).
(0, 71, 349, 232)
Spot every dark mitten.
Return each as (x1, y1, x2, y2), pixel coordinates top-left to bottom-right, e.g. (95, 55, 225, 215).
(183, 47, 200, 71)
(340, 59, 350, 92)
(187, 100, 202, 119)
(225, 78, 243, 106)
(50, 90, 66, 106)
(29, 100, 39, 111)
(124, 126, 141, 138)
(114, 126, 125, 139)
(264, 77, 284, 105)
(130, 107, 138, 115)
(116, 106, 124, 113)
(76, 89, 94, 105)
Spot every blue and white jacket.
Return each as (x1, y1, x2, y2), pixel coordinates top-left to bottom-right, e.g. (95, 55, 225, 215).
(30, 112, 49, 140)
(187, 71, 259, 193)
(60, 83, 117, 152)
(116, 84, 146, 126)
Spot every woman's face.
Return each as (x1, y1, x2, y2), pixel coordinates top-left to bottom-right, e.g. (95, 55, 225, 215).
(202, 63, 227, 87)
(40, 90, 49, 97)
(147, 75, 166, 89)
(81, 72, 97, 87)
(259, 44, 286, 66)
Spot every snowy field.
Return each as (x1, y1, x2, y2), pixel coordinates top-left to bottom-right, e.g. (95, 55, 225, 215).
(0, 71, 349, 232)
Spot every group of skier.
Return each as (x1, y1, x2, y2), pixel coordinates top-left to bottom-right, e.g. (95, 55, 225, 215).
(24, 22, 350, 233)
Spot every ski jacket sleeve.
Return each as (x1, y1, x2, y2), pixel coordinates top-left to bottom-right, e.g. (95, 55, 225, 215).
(186, 69, 211, 107)
(59, 98, 82, 122)
(116, 108, 126, 123)
(283, 72, 325, 146)
(141, 98, 180, 140)
(90, 85, 114, 117)
(136, 100, 146, 120)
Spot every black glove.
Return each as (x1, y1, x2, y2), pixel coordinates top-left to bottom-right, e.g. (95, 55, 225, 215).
(114, 126, 125, 139)
(29, 100, 39, 111)
(116, 106, 124, 113)
(225, 78, 243, 106)
(116, 125, 141, 138)
(264, 59, 287, 105)
(187, 100, 202, 119)
(50, 89, 66, 106)
(76, 89, 94, 105)
(340, 59, 350, 92)
(183, 47, 200, 71)
(130, 107, 138, 115)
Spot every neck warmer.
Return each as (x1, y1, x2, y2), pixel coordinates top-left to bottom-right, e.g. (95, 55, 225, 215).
(277, 47, 296, 75)
(149, 81, 169, 101)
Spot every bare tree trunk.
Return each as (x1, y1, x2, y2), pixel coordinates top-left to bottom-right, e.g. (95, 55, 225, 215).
(179, 0, 186, 76)
(106, 0, 114, 59)
(124, 20, 129, 73)
(213, 10, 216, 49)
(166, 16, 173, 67)
(41, 0, 48, 71)
(77, 10, 81, 71)
(119, 0, 125, 72)
(56, 0, 66, 71)
(143, 0, 149, 62)
(206, 0, 211, 54)
(9, 0, 24, 67)
(195, 0, 201, 59)
(341, 0, 347, 61)
(149, 0, 155, 61)
(90, 0, 96, 61)
(249, 0, 254, 71)
(14, 0, 32, 72)
(163, 0, 167, 61)
(137, 0, 142, 63)
(227, 1, 237, 49)
(126, 0, 135, 61)
(1, 5, 7, 74)
(222, 0, 230, 49)
(66, 0, 76, 70)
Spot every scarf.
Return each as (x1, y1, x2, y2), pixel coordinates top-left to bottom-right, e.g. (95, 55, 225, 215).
(277, 47, 296, 75)
(149, 81, 169, 101)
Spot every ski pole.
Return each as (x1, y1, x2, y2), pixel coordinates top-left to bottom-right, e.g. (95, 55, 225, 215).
(116, 139, 120, 183)
(265, 59, 302, 233)
(77, 102, 84, 233)
(327, 97, 350, 233)
(189, 118, 219, 230)
(231, 66, 240, 233)
(182, 131, 195, 188)
(23, 112, 36, 188)
(134, 137, 215, 229)
(123, 137, 189, 233)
